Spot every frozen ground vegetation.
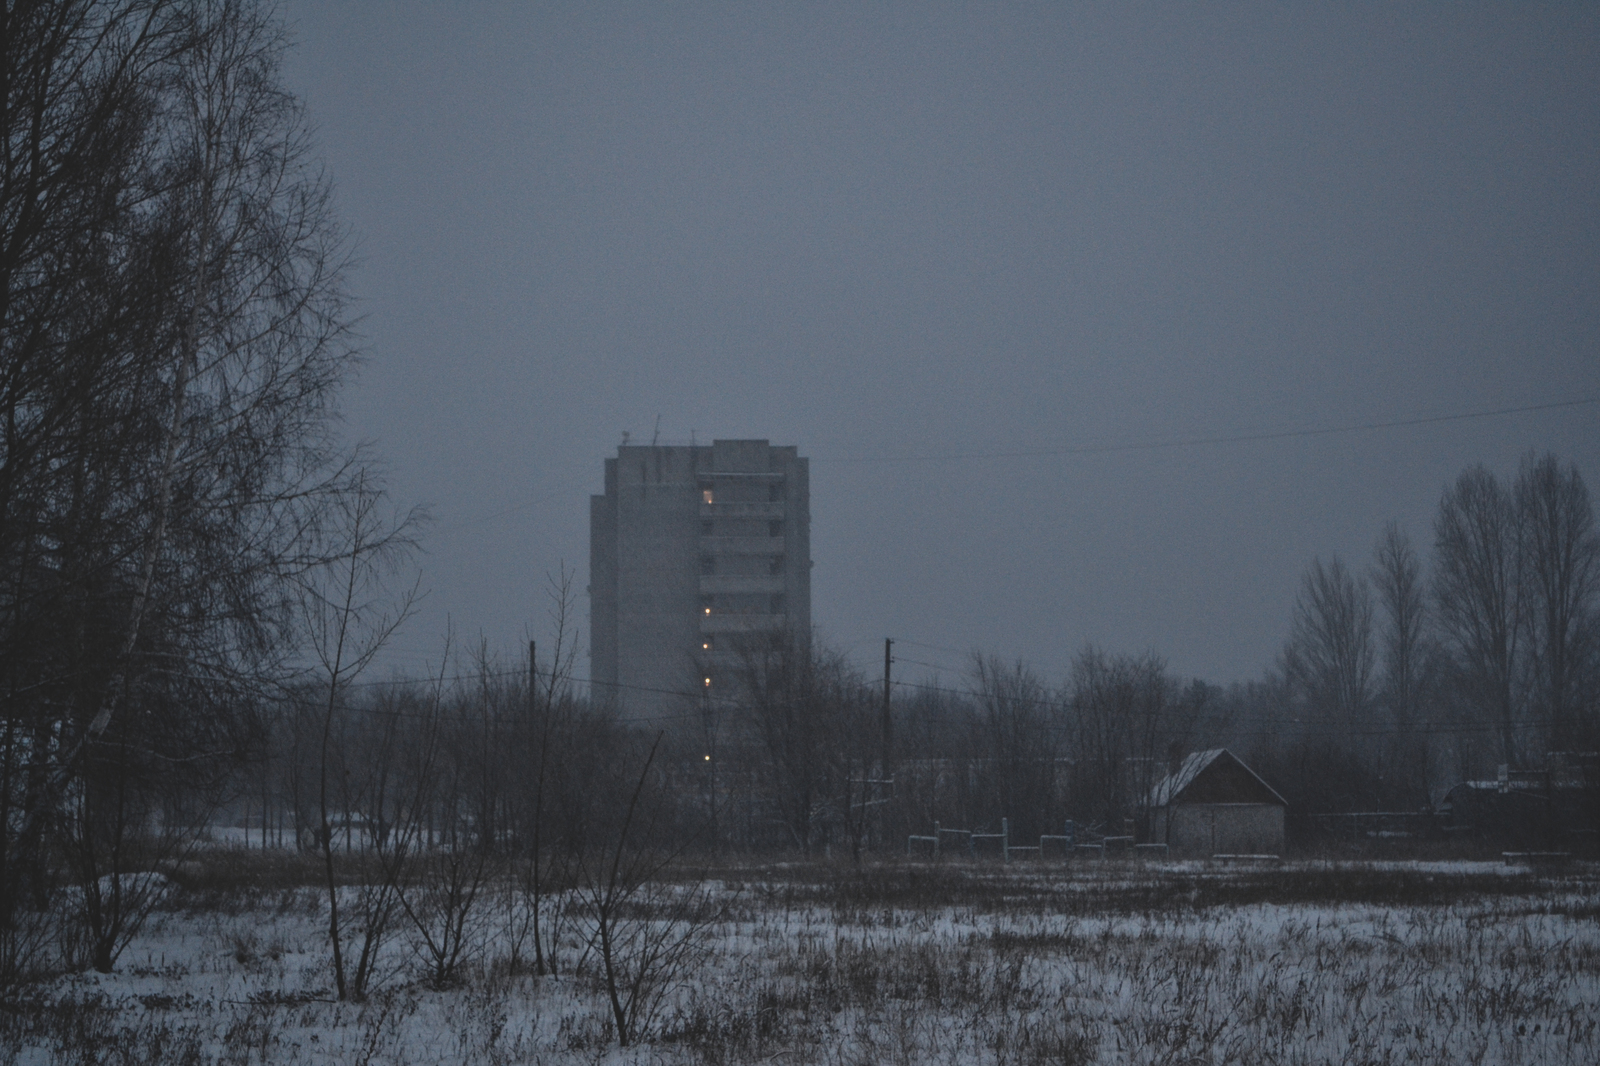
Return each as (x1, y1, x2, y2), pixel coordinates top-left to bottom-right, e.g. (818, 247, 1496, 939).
(2, 857, 1597, 1065)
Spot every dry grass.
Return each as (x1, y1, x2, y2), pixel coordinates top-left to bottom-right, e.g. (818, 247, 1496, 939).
(2, 856, 1596, 1064)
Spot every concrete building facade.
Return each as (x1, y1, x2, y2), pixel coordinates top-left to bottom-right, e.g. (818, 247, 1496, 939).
(590, 440, 810, 717)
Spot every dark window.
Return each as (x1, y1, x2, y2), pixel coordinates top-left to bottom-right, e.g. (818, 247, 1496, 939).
(768, 482, 783, 502)
(700, 556, 715, 575)
(770, 593, 786, 614)
(701, 519, 714, 536)
(769, 555, 785, 575)
(768, 519, 783, 537)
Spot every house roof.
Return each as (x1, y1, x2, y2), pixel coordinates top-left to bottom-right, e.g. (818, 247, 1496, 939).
(1147, 748, 1288, 808)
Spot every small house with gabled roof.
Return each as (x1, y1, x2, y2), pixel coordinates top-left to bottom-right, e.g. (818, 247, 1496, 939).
(1146, 749, 1287, 857)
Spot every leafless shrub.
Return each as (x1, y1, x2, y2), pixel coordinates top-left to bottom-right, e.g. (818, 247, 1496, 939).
(0, 901, 56, 990)
(574, 734, 730, 1046)
(398, 846, 499, 991)
(1, 859, 1597, 1065)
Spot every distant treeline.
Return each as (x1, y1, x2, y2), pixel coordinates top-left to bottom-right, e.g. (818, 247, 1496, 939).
(224, 446, 1600, 875)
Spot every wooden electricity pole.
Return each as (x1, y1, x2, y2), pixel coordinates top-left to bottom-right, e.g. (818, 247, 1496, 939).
(881, 637, 893, 812)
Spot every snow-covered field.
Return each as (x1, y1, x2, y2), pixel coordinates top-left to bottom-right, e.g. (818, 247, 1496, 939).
(4, 857, 1597, 1064)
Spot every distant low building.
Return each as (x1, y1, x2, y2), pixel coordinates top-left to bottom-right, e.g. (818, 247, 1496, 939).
(1146, 749, 1287, 858)
(1440, 752, 1599, 852)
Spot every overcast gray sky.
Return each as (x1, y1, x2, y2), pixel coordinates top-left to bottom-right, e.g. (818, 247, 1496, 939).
(281, 1, 1598, 688)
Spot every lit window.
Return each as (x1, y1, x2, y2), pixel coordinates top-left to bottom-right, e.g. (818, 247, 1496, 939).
(701, 488, 714, 504)
(703, 606, 712, 615)
(701, 638, 713, 651)
(703, 676, 712, 688)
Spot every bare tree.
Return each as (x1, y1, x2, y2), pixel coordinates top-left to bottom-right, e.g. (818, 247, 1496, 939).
(969, 655, 1057, 839)
(730, 634, 876, 856)
(1066, 647, 1178, 835)
(2, 0, 391, 981)
(1284, 555, 1374, 732)
(1433, 465, 1523, 765)
(576, 733, 725, 1047)
(1514, 452, 1600, 751)
(1371, 524, 1431, 800)
(519, 565, 582, 976)
(344, 680, 440, 1000)
(1, 0, 190, 966)
(392, 642, 511, 991)
(732, 633, 823, 854)
(300, 473, 420, 1001)
(1372, 526, 1425, 727)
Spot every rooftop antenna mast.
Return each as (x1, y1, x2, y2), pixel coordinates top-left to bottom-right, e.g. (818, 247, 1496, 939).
(651, 415, 661, 447)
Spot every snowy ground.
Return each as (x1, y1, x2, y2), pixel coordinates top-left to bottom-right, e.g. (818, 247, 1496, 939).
(4, 857, 1597, 1065)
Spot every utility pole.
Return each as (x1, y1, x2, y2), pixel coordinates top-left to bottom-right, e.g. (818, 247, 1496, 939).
(703, 674, 719, 853)
(881, 638, 893, 823)
(526, 637, 550, 974)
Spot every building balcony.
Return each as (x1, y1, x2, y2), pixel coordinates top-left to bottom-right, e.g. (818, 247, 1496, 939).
(700, 536, 783, 555)
(699, 575, 785, 594)
(699, 501, 784, 519)
(699, 471, 785, 481)
(699, 613, 788, 634)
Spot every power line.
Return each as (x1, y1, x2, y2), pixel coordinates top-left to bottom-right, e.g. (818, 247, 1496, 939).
(298, 655, 1566, 743)
(420, 396, 1599, 537)
(287, 663, 749, 717)
(894, 638, 972, 657)
(424, 472, 600, 537)
(883, 675, 1562, 741)
(811, 395, 1600, 465)
(894, 656, 957, 673)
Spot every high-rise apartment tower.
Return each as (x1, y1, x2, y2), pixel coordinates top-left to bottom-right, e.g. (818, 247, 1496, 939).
(589, 440, 810, 716)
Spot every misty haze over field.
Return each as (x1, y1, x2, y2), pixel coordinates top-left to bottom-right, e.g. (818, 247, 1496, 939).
(6, 8, 1600, 1059)
(280, 2, 1598, 685)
